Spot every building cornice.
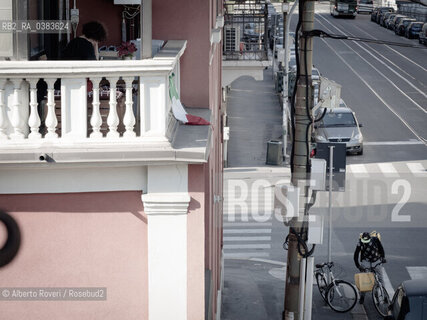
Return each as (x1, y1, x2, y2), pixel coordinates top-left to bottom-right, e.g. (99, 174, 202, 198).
(142, 192, 191, 215)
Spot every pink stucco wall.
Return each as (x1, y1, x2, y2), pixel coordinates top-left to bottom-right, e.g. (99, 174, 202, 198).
(153, 0, 211, 108)
(0, 192, 148, 320)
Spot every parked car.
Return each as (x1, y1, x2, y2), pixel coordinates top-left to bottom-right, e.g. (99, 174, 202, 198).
(357, 0, 373, 14)
(385, 279, 427, 320)
(395, 18, 416, 36)
(384, 13, 398, 28)
(376, 7, 394, 24)
(392, 16, 408, 31)
(371, 7, 379, 21)
(419, 23, 427, 45)
(388, 14, 404, 29)
(313, 101, 364, 155)
(380, 12, 393, 27)
(405, 22, 424, 39)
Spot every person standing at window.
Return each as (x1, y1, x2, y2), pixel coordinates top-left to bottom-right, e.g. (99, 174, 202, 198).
(62, 21, 106, 60)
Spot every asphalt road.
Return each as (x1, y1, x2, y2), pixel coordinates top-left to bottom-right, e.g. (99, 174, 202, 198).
(222, 3, 426, 320)
(309, 7, 427, 319)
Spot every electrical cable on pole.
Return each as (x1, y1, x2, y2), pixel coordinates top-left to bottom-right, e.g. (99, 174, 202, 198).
(283, 0, 316, 319)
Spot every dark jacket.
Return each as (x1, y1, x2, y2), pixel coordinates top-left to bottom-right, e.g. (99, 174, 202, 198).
(62, 37, 96, 60)
(353, 237, 385, 269)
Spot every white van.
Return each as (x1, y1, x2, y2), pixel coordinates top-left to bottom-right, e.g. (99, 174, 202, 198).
(357, 0, 373, 14)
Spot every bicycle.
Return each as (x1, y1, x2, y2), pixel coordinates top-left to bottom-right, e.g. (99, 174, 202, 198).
(314, 262, 358, 313)
(360, 261, 391, 317)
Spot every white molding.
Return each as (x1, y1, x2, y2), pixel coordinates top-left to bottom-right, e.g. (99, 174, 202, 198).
(0, 165, 147, 194)
(142, 192, 190, 215)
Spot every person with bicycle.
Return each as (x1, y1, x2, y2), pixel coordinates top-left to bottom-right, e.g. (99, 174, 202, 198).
(353, 231, 386, 304)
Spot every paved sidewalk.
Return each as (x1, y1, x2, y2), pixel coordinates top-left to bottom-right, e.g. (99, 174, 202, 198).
(226, 69, 284, 167)
(221, 67, 368, 320)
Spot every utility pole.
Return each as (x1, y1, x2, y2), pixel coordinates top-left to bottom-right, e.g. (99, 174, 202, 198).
(283, 0, 315, 319)
(283, 1, 298, 159)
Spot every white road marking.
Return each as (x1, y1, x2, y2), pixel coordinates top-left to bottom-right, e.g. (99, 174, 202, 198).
(315, 18, 427, 145)
(223, 222, 272, 227)
(316, 14, 427, 114)
(383, 45, 427, 73)
(407, 163, 426, 176)
(269, 267, 286, 281)
(249, 258, 286, 266)
(364, 141, 424, 146)
(223, 236, 272, 242)
(406, 266, 427, 280)
(318, 15, 427, 100)
(319, 13, 427, 73)
(224, 252, 270, 259)
(377, 163, 399, 177)
(224, 244, 271, 249)
(347, 164, 369, 177)
(223, 229, 272, 234)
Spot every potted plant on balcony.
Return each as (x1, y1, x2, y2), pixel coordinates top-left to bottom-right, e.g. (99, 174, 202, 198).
(118, 41, 137, 60)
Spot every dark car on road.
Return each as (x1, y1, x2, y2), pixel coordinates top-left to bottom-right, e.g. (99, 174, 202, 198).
(385, 279, 427, 320)
(376, 7, 394, 24)
(395, 18, 416, 36)
(393, 16, 408, 31)
(419, 23, 427, 45)
(380, 11, 393, 27)
(384, 13, 398, 28)
(388, 14, 404, 29)
(371, 7, 393, 22)
(405, 22, 423, 39)
(371, 7, 379, 21)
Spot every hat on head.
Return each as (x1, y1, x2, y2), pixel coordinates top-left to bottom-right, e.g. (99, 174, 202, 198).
(361, 232, 371, 244)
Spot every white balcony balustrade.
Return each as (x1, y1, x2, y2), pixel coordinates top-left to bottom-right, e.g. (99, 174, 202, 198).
(0, 41, 185, 149)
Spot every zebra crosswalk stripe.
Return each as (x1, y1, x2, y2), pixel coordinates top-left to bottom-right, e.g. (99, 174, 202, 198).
(407, 163, 426, 176)
(224, 252, 269, 259)
(223, 244, 271, 250)
(347, 164, 369, 177)
(377, 163, 399, 178)
(406, 266, 427, 280)
(224, 236, 271, 241)
(223, 229, 271, 234)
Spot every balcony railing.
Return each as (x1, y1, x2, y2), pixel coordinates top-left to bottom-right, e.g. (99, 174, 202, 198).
(0, 41, 186, 152)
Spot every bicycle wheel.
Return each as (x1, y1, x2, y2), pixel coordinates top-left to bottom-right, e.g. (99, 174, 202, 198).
(372, 283, 390, 317)
(315, 272, 328, 302)
(326, 280, 358, 313)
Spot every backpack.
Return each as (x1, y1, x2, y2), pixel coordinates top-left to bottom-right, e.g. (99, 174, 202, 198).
(359, 230, 381, 242)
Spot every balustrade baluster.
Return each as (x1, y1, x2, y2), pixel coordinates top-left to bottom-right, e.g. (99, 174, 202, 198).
(0, 80, 8, 140)
(89, 77, 102, 138)
(28, 79, 41, 139)
(107, 77, 120, 138)
(44, 78, 58, 139)
(10, 79, 25, 140)
(123, 77, 136, 138)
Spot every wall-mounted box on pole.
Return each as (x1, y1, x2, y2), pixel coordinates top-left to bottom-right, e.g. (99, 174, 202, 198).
(315, 142, 346, 192)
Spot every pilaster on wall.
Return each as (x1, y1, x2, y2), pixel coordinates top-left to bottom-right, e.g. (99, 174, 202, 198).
(142, 165, 190, 320)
